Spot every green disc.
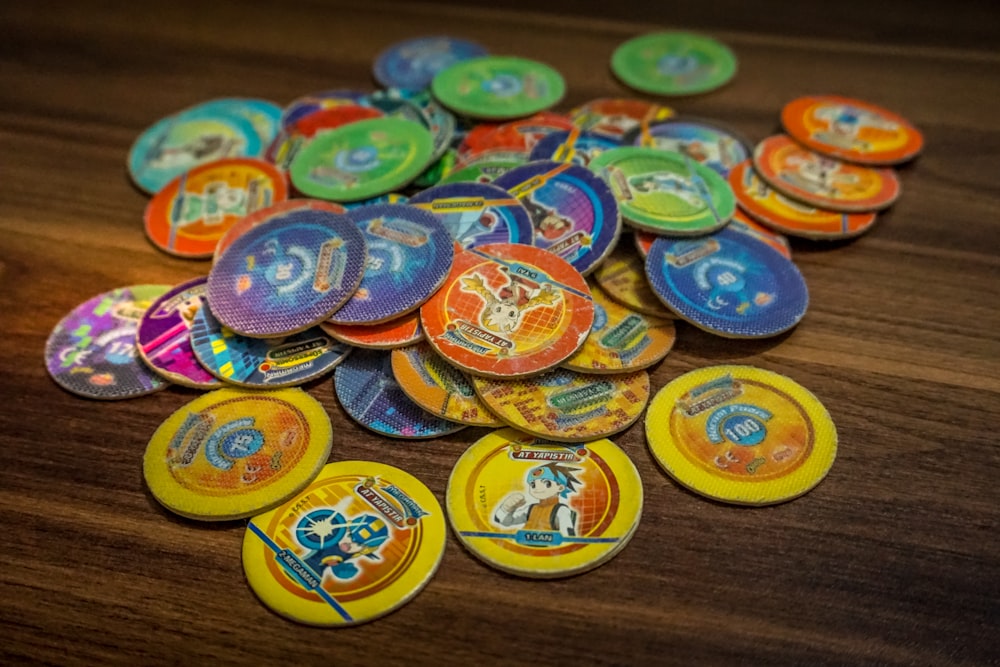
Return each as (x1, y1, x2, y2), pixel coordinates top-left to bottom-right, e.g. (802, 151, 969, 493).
(289, 117, 434, 202)
(589, 146, 735, 235)
(611, 32, 737, 96)
(431, 56, 565, 120)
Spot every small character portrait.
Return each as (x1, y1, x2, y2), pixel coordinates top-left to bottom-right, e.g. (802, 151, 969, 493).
(149, 134, 228, 170)
(628, 172, 704, 208)
(493, 462, 583, 537)
(298, 510, 390, 581)
(460, 268, 560, 335)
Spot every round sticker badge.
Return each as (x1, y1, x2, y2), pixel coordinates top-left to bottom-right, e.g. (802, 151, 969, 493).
(143, 387, 333, 520)
(207, 208, 366, 337)
(645, 365, 837, 505)
(592, 241, 674, 319)
(624, 117, 751, 178)
(781, 95, 924, 165)
(752, 135, 901, 213)
(321, 311, 423, 350)
(391, 343, 502, 427)
(289, 117, 434, 202)
(529, 129, 621, 167)
(213, 200, 348, 263)
(267, 104, 384, 171)
(589, 147, 736, 236)
(136, 277, 220, 389)
(190, 306, 351, 388)
(493, 161, 621, 276)
(611, 32, 737, 96)
(374, 36, 488, 91)
(431, 56, 566, 120)
(144, 158, 288, 258)
(569, 98, 674, 140)
(645, 224, 809, 338)
(242, 460, 446, 626)
(328, 205, 454, 325)
(45, 285, 170, 399)
(446, 428, 642, 578)
(420, 243, 594, 378)
(409, 182, 534, 249)
(333, 349, 466, 439)
(634, 211, 791, 260)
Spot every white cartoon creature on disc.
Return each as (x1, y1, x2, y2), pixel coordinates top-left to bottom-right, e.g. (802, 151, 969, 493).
(461, 267, 560, 334)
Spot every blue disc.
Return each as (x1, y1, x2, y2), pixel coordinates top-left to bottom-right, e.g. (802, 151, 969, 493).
(493, 161, 621, 275)
(280, 89, 371, 129)
(529, 130, 621, 167)
(644, 225, 808, 338)
(342, 193, 410, 210)
(333, 348, 466, 438)
(197, 98, 282, 150)
(623, 117, 751, 178)
(373, 36, 488, 92)
(408, 182, 534, 249)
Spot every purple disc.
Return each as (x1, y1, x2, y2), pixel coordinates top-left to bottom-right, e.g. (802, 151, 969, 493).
(208, 208, 367, 337)
(408, 181, 534, 249)
(528, 130, 621, 167)
(328, 204, 454, 325)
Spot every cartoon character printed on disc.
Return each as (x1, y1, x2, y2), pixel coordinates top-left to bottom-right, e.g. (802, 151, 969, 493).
(626, 170, 705, 211)
(460, 267, 560, 337)
(808, 103, 902, 153)
(777, 152, 861, 199)
(296, 508, 390, 581)
(493, 463, 582, 537)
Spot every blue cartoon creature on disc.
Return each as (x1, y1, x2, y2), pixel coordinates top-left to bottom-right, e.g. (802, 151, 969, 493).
(295, 508, 390, 581)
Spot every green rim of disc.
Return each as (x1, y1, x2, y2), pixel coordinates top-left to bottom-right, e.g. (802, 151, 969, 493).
(431, 56, 566, 120)
(611, 32, 737, 96)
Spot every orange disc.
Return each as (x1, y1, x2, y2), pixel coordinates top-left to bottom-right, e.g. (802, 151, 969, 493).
(214, 199, 346, 262)
(320, 311, 424, 350)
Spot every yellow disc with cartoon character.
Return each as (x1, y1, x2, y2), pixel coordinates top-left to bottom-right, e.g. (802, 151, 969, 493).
(446, 428, 642, 578)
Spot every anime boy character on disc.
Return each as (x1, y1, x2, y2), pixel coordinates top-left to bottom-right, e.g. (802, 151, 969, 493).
(494, 462, 583, 537)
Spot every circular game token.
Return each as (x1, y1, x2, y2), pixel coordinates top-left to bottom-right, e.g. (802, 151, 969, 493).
(144, 158, 288, 258)
(143, 387, 332, 520)
(190, 306, 351, 387)
(590, 147, 735, 235)
(333, 349, 466, 438)
(214, 200, 348, 262)
(781, 95, 923, 165)
(328, 205, 454, 325)
(624, 117, 751, 177)
(593, 242, 674, 318)
(529, 129, 620, 167)
(321, 311, 423, 349)
(280, 89, 371, 129)
(267, 104, 384, 171)
(446, 428, 642, 578)
(391, 343, 502, 426)
(440, 152, 527, 185)
(431, 56, 566, 120)
(409, 182, 534, 249)
(136, 277, 220, 388)
(569, 98, 674, 140)
(611, 32, 737, 96)
(471, 113, 575, 154)
(752, 135, 900, 212)
(242, 460, 446, 626)
(289, 117, 434, 202)
(421, 243, 594, 378)
(198, 98, 282, 149)
(208, 208, 366, 337)
(374, 36, 488, 91)
(363, 92, 445, 161)
(45, 285, 170, 399)
(472, 368, 649, 442)
(634, 211, 791, 260)
(645, 365, 837, 505)
(645, 224, 808, 338)
(493, 161, 621, 275)
(563, 283, 675, 374)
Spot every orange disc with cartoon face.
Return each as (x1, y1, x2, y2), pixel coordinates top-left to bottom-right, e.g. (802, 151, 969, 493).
(752, 135, 899, 213)
(420, 243, 594, 378)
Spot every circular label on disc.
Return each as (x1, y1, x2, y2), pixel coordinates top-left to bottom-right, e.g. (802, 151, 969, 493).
(137, 277, 220, 388)
(645, 225, 809, 338)
(752, 135, 900, 212)
(334, 349, 466, 438)
(590, 147, 735, 235)
(420, 243, 594, 378)
(374, 36, 489, 91)
(569, 98, 674, 140)
(472, 368, 649, 442)
(143, 387, 332, 519)
(214, 199, 348, 262)
(408, 182, 535, 249)
(207, 208, 366, 337)
(45, 285, 171, 399)
(289, 117, 433, 201)
(242, 460, 446, 626)
(634, 211, 791, 260)
(321, 311, 423, 349)
(328, 205, 454, 325)
(267, 104, 384, 171)
(529, 129, 621, 167)
(431, 56, 565, 120)
(781, 95, 923, 165)
(645, 365, 837, 505)
(611, 32, 737, 96)
(593, 242, 674, 319)
(447, 428, 642, 578)
(624, 117, 751, 177)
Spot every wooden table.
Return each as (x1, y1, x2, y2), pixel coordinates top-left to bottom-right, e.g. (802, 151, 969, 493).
(2, 1, 998, 664)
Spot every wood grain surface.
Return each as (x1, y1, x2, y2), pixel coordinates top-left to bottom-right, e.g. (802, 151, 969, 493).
(2, 1, 998, 664)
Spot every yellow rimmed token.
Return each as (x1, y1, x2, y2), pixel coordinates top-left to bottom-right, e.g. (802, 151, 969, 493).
(447, 428, 642, 578)
(645, 365, 837, 506)
(593, 241, 675, 319)
(143, 387, 332, 520)
(242, 461, 446, 626)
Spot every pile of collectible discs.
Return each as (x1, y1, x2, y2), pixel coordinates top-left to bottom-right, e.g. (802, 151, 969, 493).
(42, 29, 923, 625)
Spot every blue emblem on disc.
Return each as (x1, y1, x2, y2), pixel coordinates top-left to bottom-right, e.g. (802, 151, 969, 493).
(529, 130, 621, 167)
(644, 225, 808, 338)
(333, 349, 466, 438)
(623, 117, 751, 178)
(373, 36, 488, 92)
(493, 161, 621, 275)
(408, 182, 534, 249)
(190, 305, 352, 387)
(328, 204, 454, 325)
(207, 208, 367, 337)
(280, 89, 371, 129)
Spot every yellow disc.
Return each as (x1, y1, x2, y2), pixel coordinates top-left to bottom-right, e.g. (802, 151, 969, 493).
(563, 282, 676, 374)
(446, 428, 642, 578)
(593, 241, 675, 318)
(645, 365, 837, 505)
(472, 368, 650, 443)
(143, 387, 332, 520)
(242, 461, 446, 626)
